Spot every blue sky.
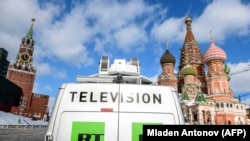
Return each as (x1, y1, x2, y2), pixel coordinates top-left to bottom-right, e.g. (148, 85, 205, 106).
(1, 0, 250, 110)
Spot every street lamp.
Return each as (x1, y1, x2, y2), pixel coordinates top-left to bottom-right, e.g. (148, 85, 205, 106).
(18, 96, 26, 124)
(44, 105, 48, 122)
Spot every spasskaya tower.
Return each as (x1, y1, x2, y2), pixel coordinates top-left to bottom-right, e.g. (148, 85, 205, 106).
(6, 19, 49, 120)
(7, 19, 36, 109)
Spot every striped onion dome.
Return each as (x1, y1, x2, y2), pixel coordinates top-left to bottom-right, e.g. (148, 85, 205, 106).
(203, 40, 226, 64)
(180, 64, 197, 76)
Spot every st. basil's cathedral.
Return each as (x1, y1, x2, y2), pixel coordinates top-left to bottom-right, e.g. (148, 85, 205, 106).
(157, 16, 247, 125)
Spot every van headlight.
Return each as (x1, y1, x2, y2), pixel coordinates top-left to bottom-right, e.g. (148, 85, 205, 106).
(45, 135, 53, 141)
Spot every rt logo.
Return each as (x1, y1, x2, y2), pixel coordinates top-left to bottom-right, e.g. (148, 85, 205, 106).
(71, 122, 105, 141)
(78, 133, 104, 141)
(139, 134, 143, 141)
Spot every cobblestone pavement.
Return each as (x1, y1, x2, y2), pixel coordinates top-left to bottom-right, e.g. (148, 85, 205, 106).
(0, 127, 47, 141)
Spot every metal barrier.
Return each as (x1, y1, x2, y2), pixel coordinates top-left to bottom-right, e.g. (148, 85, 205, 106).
(0, 124, 47, 129)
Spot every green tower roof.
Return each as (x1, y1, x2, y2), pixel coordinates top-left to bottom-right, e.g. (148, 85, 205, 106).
(182, 90, 190, 101)
(195, 89, 207, 104)
(180, 64, 197, 76)
(25, 18, 35, 39)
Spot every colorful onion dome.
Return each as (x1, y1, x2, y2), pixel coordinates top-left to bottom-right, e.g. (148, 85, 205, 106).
(160, 48, 176, 65)
(180, 64, 197, 76)
(223, 64, 230, 74)
(227, 74, 231, 81)
(203, 40, 227, 64)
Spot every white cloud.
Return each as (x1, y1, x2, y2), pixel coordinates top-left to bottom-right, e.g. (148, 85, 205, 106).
(151, 17, 185, 43)
(93, 38, 112, 56)
(36, 63, 51, 76)
(36, 0, 159, 67)
(84, 0, 157, 55)
(44, 85, 52, 91)
(0, 0, 59, 61)
(38, 6, 95, 67)
(84, 0, 150, 31)
(48, 97, 55, 115)
(54, 70, 67, 79)
(114, 25, 148, 52)
(193, 0, 250, 43)
(0, 0, 162, 68)
(36, 62, 67, 79)
(228, 62, 250, 94)
(33, 82, 40, 94)
(2, 0, 250, 67)
(151, 0, 250, 44)
(244, 98, 250, 107)
(148, 75, 158, 84)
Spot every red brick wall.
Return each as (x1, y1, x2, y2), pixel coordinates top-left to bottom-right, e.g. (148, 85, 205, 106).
(7, 68, 49, 120)
(7, 69, 35, 108)
(30, 93, 49, 120)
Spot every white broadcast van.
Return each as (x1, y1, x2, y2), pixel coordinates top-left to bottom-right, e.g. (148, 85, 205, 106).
(45, 56, 184, 141)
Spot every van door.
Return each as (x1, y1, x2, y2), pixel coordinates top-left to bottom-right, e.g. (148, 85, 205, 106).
(118, 84, 182, 141)
(55, 83, 120, 141)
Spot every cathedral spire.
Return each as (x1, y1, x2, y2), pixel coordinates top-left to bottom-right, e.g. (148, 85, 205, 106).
(184, 16, 196, 43)
(178, 15, 207, 94)
(25, 18, 35, 39)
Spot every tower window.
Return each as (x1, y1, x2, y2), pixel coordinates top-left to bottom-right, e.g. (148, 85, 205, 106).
(221, 103, 224, 107)
(216, 103, 219, 108)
